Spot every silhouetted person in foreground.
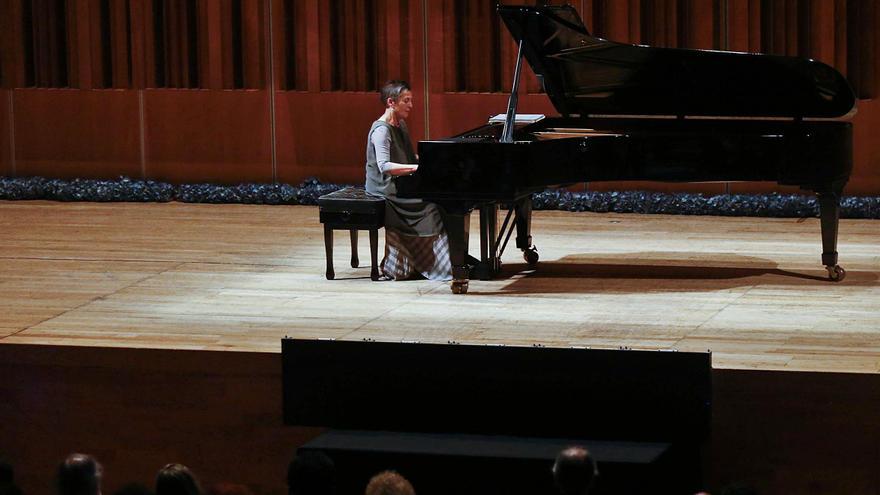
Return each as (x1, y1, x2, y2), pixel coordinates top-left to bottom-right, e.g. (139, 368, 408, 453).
(0, 461, 23, 495)
(364, 471, 414, 495)
(57, 453, 103, 495)
(155, 464, 202, 495)
(0, 462, 13, 486)
(553, 446, 598, 495)
(287, 451, 335, 495)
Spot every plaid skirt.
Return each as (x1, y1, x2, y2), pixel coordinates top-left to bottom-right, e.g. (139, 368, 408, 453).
(381, 229, 452, 281)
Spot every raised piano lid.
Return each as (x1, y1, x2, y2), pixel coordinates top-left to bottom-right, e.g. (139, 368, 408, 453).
(498, 4, 856, 120)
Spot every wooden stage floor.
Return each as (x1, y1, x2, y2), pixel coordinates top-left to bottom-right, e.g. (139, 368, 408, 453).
(1, 200, 878, 373)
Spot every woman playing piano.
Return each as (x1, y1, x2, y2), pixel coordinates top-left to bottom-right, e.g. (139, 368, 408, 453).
(365, 80, 452, 281)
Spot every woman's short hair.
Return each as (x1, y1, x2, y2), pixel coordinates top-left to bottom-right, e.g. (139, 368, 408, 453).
(379, 80, 411, 106)
(156, 464, 202, 495)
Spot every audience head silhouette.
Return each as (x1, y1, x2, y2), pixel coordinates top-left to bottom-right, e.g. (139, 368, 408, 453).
(553, 446, 598, 495)
(57, 453, 103, 495)
(364, 471, 415, 495)
(155, 464, 202, 495)
(287, 451, 335, 495)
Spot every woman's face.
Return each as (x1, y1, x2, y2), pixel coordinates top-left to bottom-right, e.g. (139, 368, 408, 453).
(390, 89, 414, 119)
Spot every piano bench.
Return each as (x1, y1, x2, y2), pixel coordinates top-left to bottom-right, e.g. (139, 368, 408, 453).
(317, 187, 385, 281)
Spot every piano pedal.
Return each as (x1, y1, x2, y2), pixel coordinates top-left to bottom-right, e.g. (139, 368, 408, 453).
(826, 265, 846, 282)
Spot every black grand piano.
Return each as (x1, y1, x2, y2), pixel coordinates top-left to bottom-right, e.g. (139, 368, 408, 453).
(397, 4, 855, 294)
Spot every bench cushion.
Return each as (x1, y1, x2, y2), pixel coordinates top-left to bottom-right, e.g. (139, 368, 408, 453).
(318, 187, 385, 227)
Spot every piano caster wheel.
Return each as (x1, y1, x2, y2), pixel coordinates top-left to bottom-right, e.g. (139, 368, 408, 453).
(451, 280, 469, 294)
(826, 265, 846, 282)
(523, 247, 539, 266)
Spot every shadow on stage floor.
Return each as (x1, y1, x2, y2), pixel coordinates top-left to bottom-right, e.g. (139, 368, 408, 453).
(478, 252, 879, 294)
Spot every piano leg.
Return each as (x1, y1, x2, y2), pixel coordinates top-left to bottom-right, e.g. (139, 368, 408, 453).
(816, 189, 846, 282)
(476, 203, 500, 280)
(445, 211, 472, 294)
(515, 197, 539, 266)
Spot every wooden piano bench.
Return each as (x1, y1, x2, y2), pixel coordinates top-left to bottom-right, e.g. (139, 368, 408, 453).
(317, 187, 385, 281)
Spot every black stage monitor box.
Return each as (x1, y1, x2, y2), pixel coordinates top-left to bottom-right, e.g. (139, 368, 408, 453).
(281, 339, 711, 443)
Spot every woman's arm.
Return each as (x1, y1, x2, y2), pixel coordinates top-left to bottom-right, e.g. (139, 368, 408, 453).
(372, 126, 418, 176)
(383, 162, 419, 176)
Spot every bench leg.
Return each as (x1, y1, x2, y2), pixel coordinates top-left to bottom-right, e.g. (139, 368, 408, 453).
(324, 225, 335, 280)
(350, 229, 359, 268)
(370, 228, 380, 281)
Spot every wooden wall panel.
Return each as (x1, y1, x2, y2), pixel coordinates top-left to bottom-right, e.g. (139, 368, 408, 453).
(0, 90, 11, 176)
(274, 92, 380, 184)
(143, 90, 272, 184)
(13, 89, 141, 179)
(847, 98, 880, 195)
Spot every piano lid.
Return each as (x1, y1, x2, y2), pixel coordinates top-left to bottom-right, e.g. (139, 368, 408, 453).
(498, 4, 856, 119)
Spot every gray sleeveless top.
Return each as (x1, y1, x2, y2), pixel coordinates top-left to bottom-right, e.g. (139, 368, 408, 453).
(365, 120, 444, 237)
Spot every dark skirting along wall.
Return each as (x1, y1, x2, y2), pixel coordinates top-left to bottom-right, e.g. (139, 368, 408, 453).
(0, 0, 878, 194)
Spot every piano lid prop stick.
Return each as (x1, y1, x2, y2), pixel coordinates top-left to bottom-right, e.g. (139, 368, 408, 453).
(500, 39, 525, 144)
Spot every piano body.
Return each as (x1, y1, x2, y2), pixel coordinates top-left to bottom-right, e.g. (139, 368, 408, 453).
(396, 4, 855, 294)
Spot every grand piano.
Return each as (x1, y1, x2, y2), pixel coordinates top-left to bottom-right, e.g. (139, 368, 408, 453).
(397, 4, 855, 294)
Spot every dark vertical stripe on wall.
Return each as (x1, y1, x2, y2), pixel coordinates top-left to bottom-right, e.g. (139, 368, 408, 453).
(489, 0, 500, 92)
(797, 0, 810, 56)
(453, 0, 465, 91)
(678, 0, 691, 48)
(231, 0, 243, 89)
(22, 0, 35, 86)
(640, 0, 655, 45)
(846, 0, 875, 98)
(591, 0, 606, 38)
(153, 0, 165, 86)
(126, 0, 133, 86)
(186, 0, 199, 88)
(100, 0, 113, 88)
(364, 0, 376, 90)
(329, 0, 339, 90)
(53, 0, 68, 86)
(760, 0, 776, 53)
(22, 0, 69, 88)
(283, 0, 295, 90)
(715, 0, 727, 50)
(399, 0, 410, 87)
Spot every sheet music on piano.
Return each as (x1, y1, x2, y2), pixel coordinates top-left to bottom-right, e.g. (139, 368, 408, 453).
(488, 113, 546, 124)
